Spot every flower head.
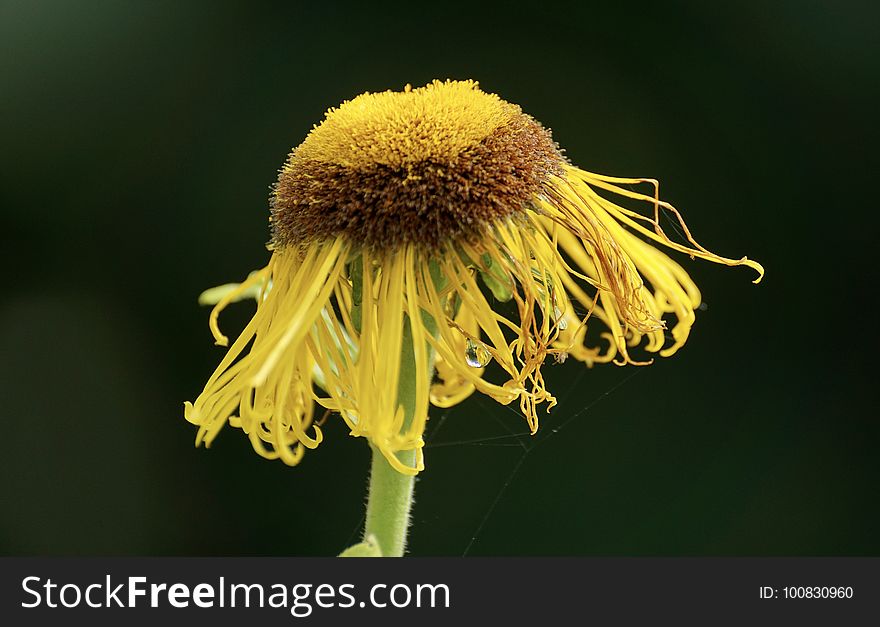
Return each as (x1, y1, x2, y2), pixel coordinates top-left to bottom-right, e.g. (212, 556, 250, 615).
(185, 79, 762, 475)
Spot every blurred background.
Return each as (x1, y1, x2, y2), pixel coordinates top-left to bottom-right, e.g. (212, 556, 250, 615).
(1, 0, 877, 556)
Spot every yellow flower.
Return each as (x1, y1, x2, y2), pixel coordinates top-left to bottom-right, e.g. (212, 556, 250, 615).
(185, 79, 762, 475)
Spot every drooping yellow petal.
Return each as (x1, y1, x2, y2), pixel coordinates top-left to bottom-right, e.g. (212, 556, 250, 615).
(186, 80, 763, 475)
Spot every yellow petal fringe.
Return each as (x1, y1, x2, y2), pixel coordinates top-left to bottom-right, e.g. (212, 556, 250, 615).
(186, 166, 763, 474)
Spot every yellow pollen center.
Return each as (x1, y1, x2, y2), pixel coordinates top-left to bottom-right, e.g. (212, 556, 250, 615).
(271, 79, 564, 250)
(293, 79, 520, 169)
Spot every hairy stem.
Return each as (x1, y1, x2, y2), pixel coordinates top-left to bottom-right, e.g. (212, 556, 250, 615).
(362, 316, 435, 557)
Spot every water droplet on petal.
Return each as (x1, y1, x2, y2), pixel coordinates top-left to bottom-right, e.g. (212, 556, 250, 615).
(464, 338, 491, 368)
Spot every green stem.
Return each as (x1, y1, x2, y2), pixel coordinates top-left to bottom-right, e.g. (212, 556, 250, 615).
(363, 445, 417, 557)
(363, 317, 435, 557)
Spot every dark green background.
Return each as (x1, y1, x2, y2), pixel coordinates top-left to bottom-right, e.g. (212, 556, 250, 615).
(1, 0, 876, 556)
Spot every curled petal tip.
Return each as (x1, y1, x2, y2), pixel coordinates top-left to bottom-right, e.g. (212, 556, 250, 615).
(737, 257, 765, 284)
(183, 401, 198, 424)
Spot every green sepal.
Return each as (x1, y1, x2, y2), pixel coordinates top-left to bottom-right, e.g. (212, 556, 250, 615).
(339, 534, 383, 557)
(478, 253, 514, 302)
(349, 255, 363, 333)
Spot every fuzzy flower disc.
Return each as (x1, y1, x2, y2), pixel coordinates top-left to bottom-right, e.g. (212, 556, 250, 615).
(272, 80, 564, 250)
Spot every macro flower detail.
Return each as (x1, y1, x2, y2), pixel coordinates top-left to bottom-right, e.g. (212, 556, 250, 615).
(185, 79, 763, 476)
